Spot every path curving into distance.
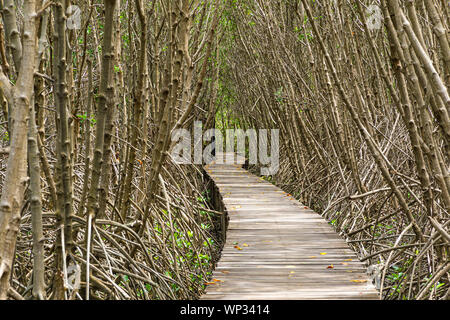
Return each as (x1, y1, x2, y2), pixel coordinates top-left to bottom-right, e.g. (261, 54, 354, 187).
(201, 154, 379, 300)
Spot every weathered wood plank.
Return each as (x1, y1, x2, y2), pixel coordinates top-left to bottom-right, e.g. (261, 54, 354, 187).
(201, 154, 378, 300)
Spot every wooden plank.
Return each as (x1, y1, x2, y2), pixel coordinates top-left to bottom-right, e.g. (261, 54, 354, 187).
(201, 155, 378, 300)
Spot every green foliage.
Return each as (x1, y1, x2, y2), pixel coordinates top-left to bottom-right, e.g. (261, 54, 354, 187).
(148, 193, 218, 294)
(76, 113, 96, 126)
(275, 86, 284, 103)
(293, 26, 313, 42)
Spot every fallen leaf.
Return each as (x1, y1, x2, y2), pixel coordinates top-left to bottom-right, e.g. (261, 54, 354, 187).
(344, 259, 353, 261)
(242, 243, 249, 247)
(234, 245, 242, 250)
(221, 271, 230, 274)
(327, 265, 334, 269)
(204, 282, 217, 285)
(212, 279, 223, 282)
(320, 252, 327, 255)
(341, 262, 349, 266)
(308, 256, 317, 258)
(351, 279, 367, 283)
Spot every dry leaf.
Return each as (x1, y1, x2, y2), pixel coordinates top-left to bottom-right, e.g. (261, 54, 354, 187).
(308, 256, 317, 258)
(351, 279, 367, 283)
(234, 245, 242, 250)
(344, 259, 353, 261)
(204, 282, 217, 285)
(212, 279, 223, 282)
(242, 243, 249, 247)
(320, 252, 327, 255)
(327, 265, 334, 269)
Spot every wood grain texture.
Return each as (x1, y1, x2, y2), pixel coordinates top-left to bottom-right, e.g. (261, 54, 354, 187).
(201, 154, 379, 300)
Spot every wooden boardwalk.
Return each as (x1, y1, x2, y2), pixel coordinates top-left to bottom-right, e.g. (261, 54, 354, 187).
(202, 155, 379, 300)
